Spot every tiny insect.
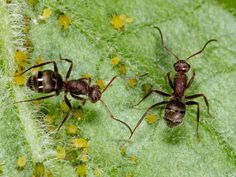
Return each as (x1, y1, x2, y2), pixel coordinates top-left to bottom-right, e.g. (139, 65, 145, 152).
(129, 26, 217, 139)
(15, 56, 132, 133)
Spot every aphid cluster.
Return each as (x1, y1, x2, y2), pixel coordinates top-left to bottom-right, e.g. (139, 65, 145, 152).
(15, 26, 216, 140)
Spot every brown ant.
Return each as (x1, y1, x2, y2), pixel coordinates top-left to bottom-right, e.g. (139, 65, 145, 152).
(129, 26, 217, 139)
(15, 56, 132, 133)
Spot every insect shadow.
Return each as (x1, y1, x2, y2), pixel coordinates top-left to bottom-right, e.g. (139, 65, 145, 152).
(14, 56, 132, 134)
(129, 26, 217, 139)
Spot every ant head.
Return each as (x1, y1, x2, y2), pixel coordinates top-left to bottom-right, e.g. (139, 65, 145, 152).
(89, 85, 102, 103)
(174, 60, 190, 73)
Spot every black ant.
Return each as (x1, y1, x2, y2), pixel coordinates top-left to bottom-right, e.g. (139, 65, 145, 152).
(15, 56, 132, 134)
(129, 26, 217, 139)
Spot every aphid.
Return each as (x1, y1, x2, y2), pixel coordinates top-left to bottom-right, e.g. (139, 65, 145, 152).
(15, 56, 132, 133)
(129, 26, 217, 139)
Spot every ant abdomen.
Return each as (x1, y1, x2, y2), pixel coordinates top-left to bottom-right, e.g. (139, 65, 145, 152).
(27, 70, 63, 93)
(164, 99, 186, 128)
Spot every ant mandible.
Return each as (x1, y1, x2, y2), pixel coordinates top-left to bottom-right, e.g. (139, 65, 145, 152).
(129, 26, 217, 139)
(15, 56, 132, 134)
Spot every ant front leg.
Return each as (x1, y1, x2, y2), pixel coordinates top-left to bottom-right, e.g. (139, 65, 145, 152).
(133, 89, 170, 107)
(16, 61, 59, 76)
(60, 56, 73, 80)
(186, 101, 200, 138)
(70, 93, 87, 105)
(129, 101, 168, 139)
(186, 70, 195, 89)
(57, 93, 73, 131)
(166, 72, 174, 89)
(186, 93, 210, 116)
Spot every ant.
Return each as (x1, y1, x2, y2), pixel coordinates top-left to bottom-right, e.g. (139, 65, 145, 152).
(129, 26, 217, 139)
(15, 56, 132, 134)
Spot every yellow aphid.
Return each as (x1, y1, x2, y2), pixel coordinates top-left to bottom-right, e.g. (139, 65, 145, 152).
(32, 56, 44, 73)
(76, 164, 87, 177)
(94, 168, 102, 176)
(128, 155, 138, 163)
(27, 0, 38, 6)
(73, 109, 83, 121)
(125, 17, 134, 24)
(43, 115, 54, 125)
(111, 56, 120, 66)
(81, 73, 91, 79)
(96, 79, 105, 90)
(0, 164, 3, 174)
(142, 83, 152, 93)
(66, 124, 77, 135)
(41, 8, 52, 20)
(60, 100, 69, 112)
(119, 144, 126, 156)
(17, 156, 27, 169)
(79, 154, 89, 162)
(33, 162, 45, 177)
(111, 15, 125, 30)
(45, 170, 53, 177)
(118, 65, 127, 75)
(82, 147, 89, 154)
(35, 56, 44, 64)
(15, 50, 27, 67)
(126, 173, 133, 177)
(56, 146, 66, 160)
(13, 69, 26, 86)
(128, 78, 137, 88)
(72, 138, 88, 149)
(58, 14, 71, 29)
(146, 114, 157, 124)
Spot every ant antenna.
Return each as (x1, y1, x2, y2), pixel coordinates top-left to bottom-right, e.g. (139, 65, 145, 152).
(154, 26, 180, 61)
(102, 76, 117, 94)
(100, 99, 132, 134)
(185, 39, 217, 61)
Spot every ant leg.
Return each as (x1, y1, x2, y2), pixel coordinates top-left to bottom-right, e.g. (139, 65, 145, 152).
(100, 99, 133, 135)
(60, 55, 73, 80)
(70, 93, 87, 105)
(129, 101, 168, 139)
(14, 93, 58, 104)
(186, 93, 210, 115)
(16, 61, 58, 76)
(134, 89, 170, 107)
(185, 39, 217, 60)
(186, 70, 195, 89)
(57, 94, 72, 131)
(186, 101, 200, 138)
(102, 76, 117, 94)
(166, 72, 174, 89)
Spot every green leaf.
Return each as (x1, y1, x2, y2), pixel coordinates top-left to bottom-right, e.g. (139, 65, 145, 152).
(0, 0, 235, 176)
